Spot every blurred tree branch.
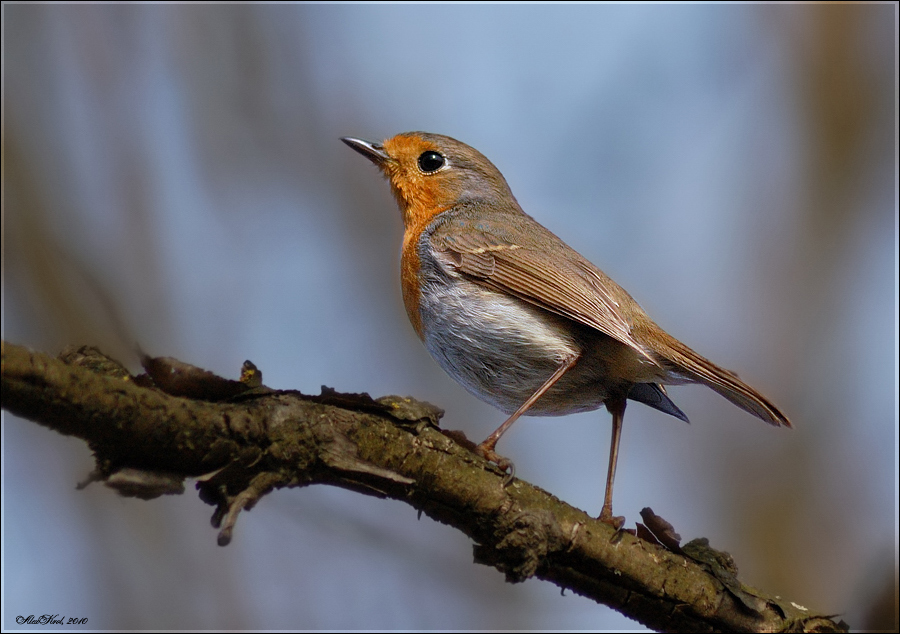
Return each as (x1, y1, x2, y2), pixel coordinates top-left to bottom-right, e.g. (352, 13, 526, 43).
(1, 340, 846, 633)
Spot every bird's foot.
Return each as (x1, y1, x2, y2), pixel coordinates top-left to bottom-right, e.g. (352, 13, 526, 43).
(598, 507, 625, 531)
(474, 442, 516, 484)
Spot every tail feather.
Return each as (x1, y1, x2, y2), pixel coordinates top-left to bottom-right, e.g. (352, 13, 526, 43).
(641, 327, 791, 428)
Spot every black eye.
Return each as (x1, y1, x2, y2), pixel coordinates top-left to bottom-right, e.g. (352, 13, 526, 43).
(418, 151, 445, 173)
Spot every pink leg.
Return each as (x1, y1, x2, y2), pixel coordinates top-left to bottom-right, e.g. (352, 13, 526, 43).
(598, 397, 626, 529)
(476, 354, 580, 469)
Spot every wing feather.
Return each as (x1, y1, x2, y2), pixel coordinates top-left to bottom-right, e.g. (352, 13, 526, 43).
(432, 217, 659, 365)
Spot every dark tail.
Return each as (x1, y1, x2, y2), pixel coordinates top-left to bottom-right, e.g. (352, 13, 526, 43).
(628, 383, 690, 423)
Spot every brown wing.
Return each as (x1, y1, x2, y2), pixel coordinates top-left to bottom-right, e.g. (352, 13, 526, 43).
(431, 215, 660, 366)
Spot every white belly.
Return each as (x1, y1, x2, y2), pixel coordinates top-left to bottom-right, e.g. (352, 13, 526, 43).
(417, 272, 611, 416)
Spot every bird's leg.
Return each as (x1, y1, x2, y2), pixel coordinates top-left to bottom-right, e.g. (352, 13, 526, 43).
(599, 397, 626, 529)
(475, 354, 580, 473)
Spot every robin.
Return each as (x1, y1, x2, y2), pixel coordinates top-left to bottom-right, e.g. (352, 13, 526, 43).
(342, 132, 790, 528)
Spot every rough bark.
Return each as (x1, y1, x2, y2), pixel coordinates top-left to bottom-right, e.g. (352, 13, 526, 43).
(1, 341, 847, 633)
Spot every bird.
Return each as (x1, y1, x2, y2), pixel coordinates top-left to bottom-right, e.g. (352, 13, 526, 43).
(342, 132, 790, 528)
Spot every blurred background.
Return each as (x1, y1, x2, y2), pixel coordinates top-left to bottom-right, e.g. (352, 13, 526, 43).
(3, 4, 896, 631)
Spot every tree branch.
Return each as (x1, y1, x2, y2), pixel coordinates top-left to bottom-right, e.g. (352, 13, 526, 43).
(1, 341, 846, 633)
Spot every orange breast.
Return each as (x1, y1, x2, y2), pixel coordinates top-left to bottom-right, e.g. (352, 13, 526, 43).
(400, 228, 426, 340)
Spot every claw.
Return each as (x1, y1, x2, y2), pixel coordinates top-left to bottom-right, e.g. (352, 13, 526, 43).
(474, 442, 516, 484)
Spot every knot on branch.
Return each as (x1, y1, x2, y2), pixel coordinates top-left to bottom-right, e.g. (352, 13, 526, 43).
(474, 509, 567, 583)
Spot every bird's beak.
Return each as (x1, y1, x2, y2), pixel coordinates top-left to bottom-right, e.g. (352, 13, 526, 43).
(341, 137, 390, 166)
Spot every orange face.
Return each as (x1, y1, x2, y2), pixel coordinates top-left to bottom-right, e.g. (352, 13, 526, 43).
(379, 133, 458, 230)
(375, 132, 516, 229)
